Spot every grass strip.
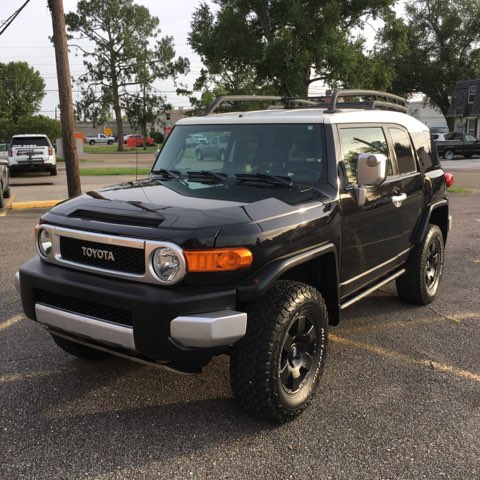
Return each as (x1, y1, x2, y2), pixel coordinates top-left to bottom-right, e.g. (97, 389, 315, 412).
(83, 145, 160, 154)
(448, 186, 474, 193)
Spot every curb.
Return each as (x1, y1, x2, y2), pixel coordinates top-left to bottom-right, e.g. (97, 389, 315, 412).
(11, 200, 64, 210)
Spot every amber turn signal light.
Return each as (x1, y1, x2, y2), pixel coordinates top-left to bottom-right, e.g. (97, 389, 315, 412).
(185, 248, 253, 272)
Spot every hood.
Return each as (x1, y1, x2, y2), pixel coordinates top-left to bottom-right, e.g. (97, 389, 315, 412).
(44, 179, 322, 232)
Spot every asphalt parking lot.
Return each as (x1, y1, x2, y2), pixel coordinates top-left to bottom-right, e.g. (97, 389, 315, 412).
(0, 160, 479, 479)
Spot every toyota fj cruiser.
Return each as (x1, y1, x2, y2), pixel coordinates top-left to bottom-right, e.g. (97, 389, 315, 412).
(16, 90, 451, 423)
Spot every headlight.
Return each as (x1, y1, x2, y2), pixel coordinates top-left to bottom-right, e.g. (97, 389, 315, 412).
(151, 244, 186, 285)
(37, 227, 53, 257)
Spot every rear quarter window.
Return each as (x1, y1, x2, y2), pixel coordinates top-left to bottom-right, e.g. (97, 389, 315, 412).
(389, 128, 417, 174)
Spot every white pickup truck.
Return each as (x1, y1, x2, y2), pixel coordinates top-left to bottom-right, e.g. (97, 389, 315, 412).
(84, 134, 116, 145)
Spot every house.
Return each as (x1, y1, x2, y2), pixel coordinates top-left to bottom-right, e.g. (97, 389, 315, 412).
(446, 79, 480, 137)
(407, 99, 448, 132)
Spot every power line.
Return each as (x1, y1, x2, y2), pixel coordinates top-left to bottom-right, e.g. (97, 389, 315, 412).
(0, 0, 32, 37)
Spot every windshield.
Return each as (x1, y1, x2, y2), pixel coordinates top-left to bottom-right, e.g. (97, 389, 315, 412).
(154, 123, 325, 181)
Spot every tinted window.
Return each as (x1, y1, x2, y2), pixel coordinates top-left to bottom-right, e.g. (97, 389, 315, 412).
(11, 136, 50, 147)
(339, 127, 391, 184)
(389, 128, 417, 174)
(155, 124, 326, 182)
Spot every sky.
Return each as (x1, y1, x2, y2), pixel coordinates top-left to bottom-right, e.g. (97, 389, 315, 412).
(0, 0, 210, 118)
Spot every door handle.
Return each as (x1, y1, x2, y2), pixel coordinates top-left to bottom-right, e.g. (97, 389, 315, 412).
(392, 193, 407, 207)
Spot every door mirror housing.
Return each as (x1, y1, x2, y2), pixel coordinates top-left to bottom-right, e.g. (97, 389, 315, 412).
(354, 153, 388, 207)
(357, 153, 387, 186)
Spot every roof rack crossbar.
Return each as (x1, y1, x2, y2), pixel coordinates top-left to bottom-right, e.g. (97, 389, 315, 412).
(326, 89, 406, 113)
(203, 95, 283, 115)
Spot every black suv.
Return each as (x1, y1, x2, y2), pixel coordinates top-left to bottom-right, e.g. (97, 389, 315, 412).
(16, 90, 451, 422)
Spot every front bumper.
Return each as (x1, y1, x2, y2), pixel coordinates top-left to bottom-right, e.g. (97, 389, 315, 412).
(18, 257, 246, 362)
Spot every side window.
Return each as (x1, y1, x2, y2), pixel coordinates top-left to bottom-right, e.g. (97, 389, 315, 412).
(339, 127, 391, 184)
(389, 128, 417, 174)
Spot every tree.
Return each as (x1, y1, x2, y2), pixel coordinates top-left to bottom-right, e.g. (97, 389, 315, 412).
(0, 115, 61, 144)
(0, 62, 46, 122)
(65, 0, 189, 150)
(188, 0, 395, 103)
(378, 0, 480, 126)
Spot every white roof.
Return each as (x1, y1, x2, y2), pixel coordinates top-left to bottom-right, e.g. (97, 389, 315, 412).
(177, 108, 429, 133)
(11, 133, 49, 138)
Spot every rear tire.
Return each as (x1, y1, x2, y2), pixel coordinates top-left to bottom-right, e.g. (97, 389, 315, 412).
(396, 224, 444, 305)
(89, 140, 95, 145)
(50, 166, 57, 176)
(230, 281, 328, 423)
(51, 334, 110, 360)
(195, 149, 204, 161)
(443, 149, 454, 160)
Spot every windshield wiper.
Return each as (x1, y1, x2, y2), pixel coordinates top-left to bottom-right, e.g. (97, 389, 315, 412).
(187, 170, 229, 184)
(150, 168, 183, 179)
(235, 173, 307, 191)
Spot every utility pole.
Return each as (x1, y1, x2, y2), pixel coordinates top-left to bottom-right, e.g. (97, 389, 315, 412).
(48, 0, 81, 197)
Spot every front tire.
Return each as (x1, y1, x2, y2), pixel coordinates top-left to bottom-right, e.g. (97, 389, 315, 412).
(51, 334, 110, 360)
(443, 149, 454, 160)
(195, 149, 204, 161)
(230, 281, 328, 423)
(396, 224, 445, 305)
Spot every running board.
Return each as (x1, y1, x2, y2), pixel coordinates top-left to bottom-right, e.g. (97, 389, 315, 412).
(340, 269, 405, 310)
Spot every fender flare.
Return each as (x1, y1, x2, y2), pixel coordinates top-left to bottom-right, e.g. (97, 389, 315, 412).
(410, 199, 448, 244)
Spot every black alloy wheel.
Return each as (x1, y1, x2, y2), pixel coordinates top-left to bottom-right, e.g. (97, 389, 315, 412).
(279, 313, 317, 394)
(396, 224, 445, 305)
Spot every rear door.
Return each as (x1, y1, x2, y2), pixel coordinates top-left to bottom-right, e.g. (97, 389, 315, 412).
(339, 124, 423, 297)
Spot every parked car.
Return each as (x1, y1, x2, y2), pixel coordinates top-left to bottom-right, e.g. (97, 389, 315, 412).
(185, 133, 208, 146)
(0, 154, 11, 208)
(124, 134, 155, 147)
(194, 134, 230, 160)
(8, 134, 57, 176)
(16, 90, 451, 423)
(432, 133, 449, 142)
(84, 133, 116, 145)
(436, 132, 480, 159)
(0, 143, 8, 161)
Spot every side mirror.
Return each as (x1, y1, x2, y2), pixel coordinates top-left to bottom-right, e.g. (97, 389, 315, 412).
(357, 153, 387, 186)
(355, 153, 387, 207)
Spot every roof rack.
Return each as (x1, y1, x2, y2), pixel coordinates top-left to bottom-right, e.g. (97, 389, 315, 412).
(325, 90, 407, 113)
(203, 89, 407, 115)
(203, 95, 283, 115)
